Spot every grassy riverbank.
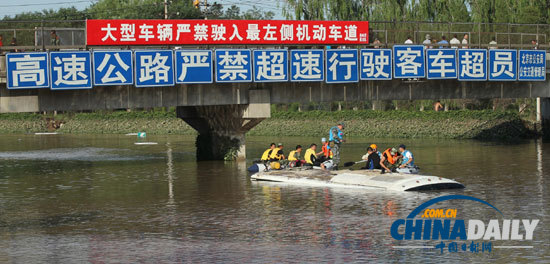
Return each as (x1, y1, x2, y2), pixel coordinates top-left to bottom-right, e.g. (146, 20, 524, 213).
(250, 110, 536, 140)
(0, 109, 537, 140)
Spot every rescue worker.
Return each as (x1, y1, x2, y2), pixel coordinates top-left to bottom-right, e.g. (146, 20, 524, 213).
(328, 123, 345, 169)
(320, 137, 333, 162)
(398, 144, 414, 168)
(304, 144, 326, 170)
(261, 143, 276, 161)
(370, 144, 382, 157)
(361, 147, 382, 170)
(380, 147, 401, 174)
(269, 143, 285, 161)
(288, 145, 303, 167)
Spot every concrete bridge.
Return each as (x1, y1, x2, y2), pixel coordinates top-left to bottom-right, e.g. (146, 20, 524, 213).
(1, 20, 550, 160)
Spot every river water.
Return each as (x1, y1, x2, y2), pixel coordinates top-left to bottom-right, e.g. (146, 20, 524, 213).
(0, 134, 548, 263)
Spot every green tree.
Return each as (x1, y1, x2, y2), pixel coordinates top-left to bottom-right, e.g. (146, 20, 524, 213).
(224, 5, 241, 19)
(241, 6, 275, 20)
(87, 0, 202, 19)
(282, 0, 327, 20)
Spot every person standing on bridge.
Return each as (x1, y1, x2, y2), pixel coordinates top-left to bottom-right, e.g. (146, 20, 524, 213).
(437, 36, 449, 48)
(422, 34, 432, 49)
(461, 34, 469, 48)
(450, 34, 460, 49)
(50, 30, 60, 46)
(489, 37, 498, 49)
(328, 123, 345, 169)
(531, 39, 539, 50)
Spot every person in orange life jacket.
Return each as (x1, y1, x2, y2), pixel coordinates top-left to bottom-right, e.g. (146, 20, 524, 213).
(380, 147, 402, 174)
(269, 143, 285, 161)
(319, 137, 333, 162)
(261, 143, 276, 161)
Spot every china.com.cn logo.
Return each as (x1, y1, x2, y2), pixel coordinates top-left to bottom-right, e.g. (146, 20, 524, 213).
(390, 195, 540, 253)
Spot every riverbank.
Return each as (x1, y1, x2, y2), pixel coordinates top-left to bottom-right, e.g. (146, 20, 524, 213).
(0, 109, 537, 140)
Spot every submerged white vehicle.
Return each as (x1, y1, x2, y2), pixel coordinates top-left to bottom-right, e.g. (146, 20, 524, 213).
(251, 169, 464, 192)
(247, 160, 334, 173)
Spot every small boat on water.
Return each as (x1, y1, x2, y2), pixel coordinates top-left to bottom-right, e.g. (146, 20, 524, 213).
(251, 169, 464, 192)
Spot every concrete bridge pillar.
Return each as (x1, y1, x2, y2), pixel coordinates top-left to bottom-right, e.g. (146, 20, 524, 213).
(537, 98, 550, 139)
(176, 90, 270, 161)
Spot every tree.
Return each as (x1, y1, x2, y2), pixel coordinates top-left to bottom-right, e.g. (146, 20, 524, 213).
(224, 5, 241, 19)
(241, 6, 275, 20)
(87, 0, 202, 19)
(282, 0, 327, 20)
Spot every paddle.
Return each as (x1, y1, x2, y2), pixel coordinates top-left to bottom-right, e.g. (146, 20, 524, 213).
(343, 160, 367, 167)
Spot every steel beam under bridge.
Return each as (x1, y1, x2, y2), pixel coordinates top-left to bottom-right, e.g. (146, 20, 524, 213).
(1, 78, 550, 112)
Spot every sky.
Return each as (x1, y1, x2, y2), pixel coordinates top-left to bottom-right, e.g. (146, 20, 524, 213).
(0, 0, 285, 19)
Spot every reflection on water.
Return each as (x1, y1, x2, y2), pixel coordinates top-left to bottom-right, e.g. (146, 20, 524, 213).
(0, 134, 548, 263)
(0, 147, 152, 161)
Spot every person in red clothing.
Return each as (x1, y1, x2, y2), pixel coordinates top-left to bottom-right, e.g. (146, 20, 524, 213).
(0, 34, 3, 47)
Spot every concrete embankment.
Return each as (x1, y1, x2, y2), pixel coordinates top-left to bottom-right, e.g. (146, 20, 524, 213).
(0, 110, 537, 140)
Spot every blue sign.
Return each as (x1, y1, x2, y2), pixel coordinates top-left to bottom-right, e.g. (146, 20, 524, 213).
(518, 50, 546, 81)
(50, 51, 92, 90)
(6, 52, 50, 89)
(93, 50, 133, 86)
(290, 49, 324, 82)
(134, 50, 175, 87)
(393, 45, 425, 78)
(488, 49, 517, 81)
(458, 49, 487, 81)
(326, 49, 358, 83)
(253, 49, 288, 82)
(175, 50, 213, 84)
(426, 49, 457, 79)
(360, 49, 392, 80)
(215, 49, 252, 83)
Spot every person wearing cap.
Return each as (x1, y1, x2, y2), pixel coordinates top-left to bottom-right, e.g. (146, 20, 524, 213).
(328, 123, 345, 169)
(422, 34, 432, 49)
(269, 143, 285, 161)
(361, 147, 382, 170)
(380, 147, 401, 173)
(370, 144, 381, 157)
(398, 144, 414, 168)
(261, 143, 276, 161)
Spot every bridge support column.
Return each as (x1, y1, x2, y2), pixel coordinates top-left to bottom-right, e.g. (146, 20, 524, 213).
(176, 90, 270, 161)
(537, 98, 550, 139)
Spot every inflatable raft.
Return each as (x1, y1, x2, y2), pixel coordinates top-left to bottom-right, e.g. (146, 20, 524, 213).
(251, 169, 464, 192)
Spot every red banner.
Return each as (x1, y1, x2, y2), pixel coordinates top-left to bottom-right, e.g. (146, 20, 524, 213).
(86, 19, 369, 45)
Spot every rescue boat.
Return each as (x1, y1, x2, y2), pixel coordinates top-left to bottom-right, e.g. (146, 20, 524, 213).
(250, 169, 464, 192)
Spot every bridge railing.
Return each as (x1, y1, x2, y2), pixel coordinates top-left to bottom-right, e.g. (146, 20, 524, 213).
(1, 19, 550, 50)
(0, 19, 550, 52)
(369, 21, 550, 49)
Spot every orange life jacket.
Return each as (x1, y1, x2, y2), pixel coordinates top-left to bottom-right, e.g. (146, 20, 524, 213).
(383, 148, 397, 164)
(322, 143, 333, 158)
